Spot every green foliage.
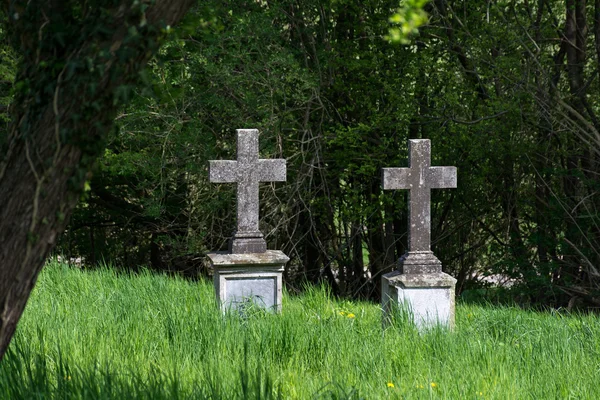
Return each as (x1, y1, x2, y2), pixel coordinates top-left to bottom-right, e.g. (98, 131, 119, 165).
(51, 0, 600, 306)
(3, 0, 181, 199)
(0, 9, 16, 131)
(388, 0, 430, 44)
(2, 262, 600, 398)
(60, 1, 319, 270)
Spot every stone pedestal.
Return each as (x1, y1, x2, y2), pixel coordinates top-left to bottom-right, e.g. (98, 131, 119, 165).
(382, 254, 457, 329)
(381, 140, 458, 330)
(229, 231, 267, 254)
(207, 250, 289, 313)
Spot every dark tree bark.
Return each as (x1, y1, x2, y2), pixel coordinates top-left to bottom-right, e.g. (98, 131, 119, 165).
(562, 0, 587, 284)
(596, 0, 600, 80)
(433, 0, 490, 101)
(351, 222, 365, 295)
(0, 0, 195, 361)
(366, 180, 387, 301)
(300, 210, 322, 284)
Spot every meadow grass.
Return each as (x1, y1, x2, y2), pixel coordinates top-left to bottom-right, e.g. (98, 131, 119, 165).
(1, 259, 599, 399)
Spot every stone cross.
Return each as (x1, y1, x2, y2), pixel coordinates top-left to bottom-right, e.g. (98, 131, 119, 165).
(382, 139, 457, 273)
(209, 129, 286, 253)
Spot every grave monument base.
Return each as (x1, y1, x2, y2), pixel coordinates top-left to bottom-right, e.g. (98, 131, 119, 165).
(207, 250, 289, 313)
(230, 236, 267, 254)
(382, 254, 456, 329)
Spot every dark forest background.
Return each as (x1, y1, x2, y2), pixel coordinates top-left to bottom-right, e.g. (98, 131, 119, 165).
(2, 0, 599, 308)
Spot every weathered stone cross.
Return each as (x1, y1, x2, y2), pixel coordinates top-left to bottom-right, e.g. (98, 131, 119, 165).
(209, 129, 286, 253)
(382, 139, 457, 273)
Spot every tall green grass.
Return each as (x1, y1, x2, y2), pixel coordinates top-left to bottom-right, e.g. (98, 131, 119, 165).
(1, 259, 599, 399)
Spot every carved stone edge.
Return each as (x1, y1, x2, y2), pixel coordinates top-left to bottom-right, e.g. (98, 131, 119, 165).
(383, 270, 456, 288)
(397, 251, 443, 274)
(207, 250, 289, 268)
(230, 238, 267, 254)
(399, 251, 442, 264)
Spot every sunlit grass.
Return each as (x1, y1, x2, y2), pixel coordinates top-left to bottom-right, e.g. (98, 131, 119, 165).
(1, 259, 599, 399)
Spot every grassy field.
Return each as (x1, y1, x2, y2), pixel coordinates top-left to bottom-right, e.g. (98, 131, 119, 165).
(1, 260, 599, 399)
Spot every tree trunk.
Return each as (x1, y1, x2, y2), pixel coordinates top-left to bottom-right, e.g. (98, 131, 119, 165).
(351, 222, 364, 296)
(562, 0, 588, 288)
(0, 0, 194, 361)
(366, 180, 386, 301)
(596, 0, 600, 82)
(300, 210, 322, 284)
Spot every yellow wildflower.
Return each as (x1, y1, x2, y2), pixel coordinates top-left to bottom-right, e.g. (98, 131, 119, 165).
(430, 382, 438, 388)
(387, 382, 395, 388)
(347, 313, 355, 318)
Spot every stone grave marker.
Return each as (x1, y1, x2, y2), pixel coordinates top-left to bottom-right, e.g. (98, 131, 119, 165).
(206, 129, 289, 312)
(381, 139, 457, 328)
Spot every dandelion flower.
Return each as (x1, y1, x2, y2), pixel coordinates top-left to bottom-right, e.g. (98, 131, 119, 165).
(347, 313, 355, 318)
(430, 382, 437, 388)
(387, 382, 395, 388)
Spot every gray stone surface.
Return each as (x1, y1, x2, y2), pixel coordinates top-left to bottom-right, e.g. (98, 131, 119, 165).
(381, 139, 457, 329)
(226, 278, 277, 310)
(208, 250, 289, 313)
(207, 250, 290, 267)
(209, 129, 286, 253)
(382, 271, 457, 329)
(396, 251, 442, 275)
(382, 139, 457, 274)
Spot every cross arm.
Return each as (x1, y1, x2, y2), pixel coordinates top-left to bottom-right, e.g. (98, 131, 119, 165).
(382, 167, 411, 190)
(209, 160, 239, 183)
(428, 166, 457, 189)
(257, 159, 286, 182)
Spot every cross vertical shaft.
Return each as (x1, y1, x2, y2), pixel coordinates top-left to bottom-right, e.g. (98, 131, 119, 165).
(407, 140, 432, 252)
(209, 129, 286, 253)
(236, 131, 260, 236)
(382, 139, 457, 273)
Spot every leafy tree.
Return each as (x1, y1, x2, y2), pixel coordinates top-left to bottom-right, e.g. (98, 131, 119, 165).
(54, 0, 600, 309)
(62, 0, 430, 298)
(0, 0, 195, 360)
(423, 0, 600, 305)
